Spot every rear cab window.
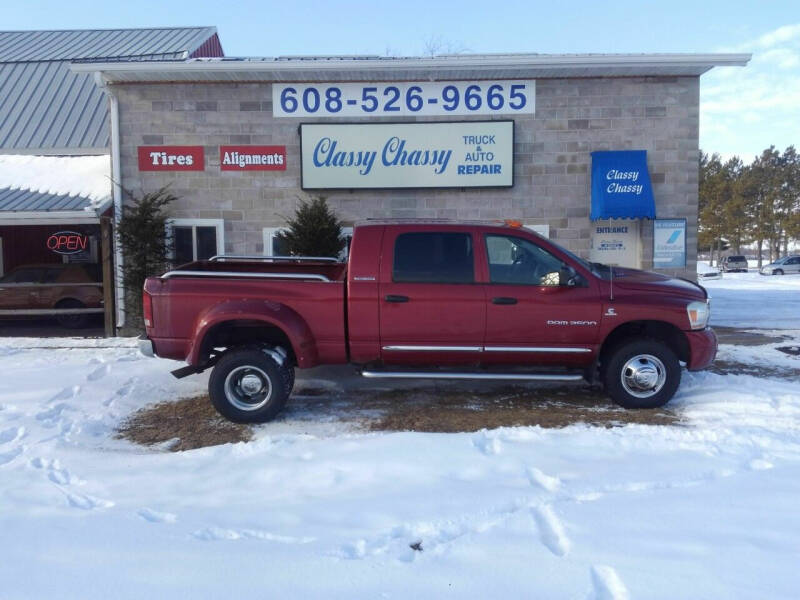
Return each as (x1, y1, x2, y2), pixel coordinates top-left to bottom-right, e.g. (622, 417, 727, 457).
(392, 232, 474, 283)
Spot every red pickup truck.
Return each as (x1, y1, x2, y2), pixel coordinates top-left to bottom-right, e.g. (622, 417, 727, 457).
(140, 221, 716, 423)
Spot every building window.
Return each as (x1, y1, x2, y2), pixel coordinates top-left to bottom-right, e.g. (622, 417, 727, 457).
(524, 223, 550, 238)
(263, 226, 353, 260)
(169, 219, 224, 264)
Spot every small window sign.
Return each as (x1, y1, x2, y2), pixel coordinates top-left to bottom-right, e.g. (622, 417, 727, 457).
(47, 231, 89, 255)
(653, 219, 687, 268)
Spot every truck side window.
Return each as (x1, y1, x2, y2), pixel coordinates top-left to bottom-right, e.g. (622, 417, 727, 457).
(393, 232, 474, 284)
(485, 234, 565, 285)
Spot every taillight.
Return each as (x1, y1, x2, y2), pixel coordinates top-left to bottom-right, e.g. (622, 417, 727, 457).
(142, 291, 154, 328)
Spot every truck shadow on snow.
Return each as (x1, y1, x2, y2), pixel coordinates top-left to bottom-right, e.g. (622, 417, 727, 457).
(115, 382, 681, 452)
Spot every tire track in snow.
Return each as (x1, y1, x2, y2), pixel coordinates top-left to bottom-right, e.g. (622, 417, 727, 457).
(588, 565, 630, 600)
(0, 446, 22, 466)
(527, 467, 561, 493)
(532, 504, 570, 557)
(0, 426, 25, 445)
(64, 491, 114, 510)
(87, 363, 112, 382)
(193, 527, 314, 544)
(137, 508, 177, 524)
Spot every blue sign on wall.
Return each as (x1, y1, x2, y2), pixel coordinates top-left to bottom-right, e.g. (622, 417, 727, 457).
(590, 150, 656, 220)
(653, 219, 687, 268)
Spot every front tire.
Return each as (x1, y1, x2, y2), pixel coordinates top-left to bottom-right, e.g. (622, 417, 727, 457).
(56, 299, 90, 329)
(603, 339, 681, 409)
(775, 269, 784, 276)
(208, 347, 294, 423)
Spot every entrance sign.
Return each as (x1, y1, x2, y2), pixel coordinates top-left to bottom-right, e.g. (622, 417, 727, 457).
(300, 121, 513, 189)
(653, 219, 687, 268)
(47, 231, 88, 255)
(138, 146, 204, 171)
(220, 146, 287, 171)
(590, 151, 655, 220)
(274, 81, 535, 118)
(590, 220, 640, 268)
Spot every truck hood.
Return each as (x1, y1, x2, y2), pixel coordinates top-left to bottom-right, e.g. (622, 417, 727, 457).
(610, 267, 707, 300)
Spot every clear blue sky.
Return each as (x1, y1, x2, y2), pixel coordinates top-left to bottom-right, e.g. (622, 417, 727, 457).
(4, 0, 798, 159)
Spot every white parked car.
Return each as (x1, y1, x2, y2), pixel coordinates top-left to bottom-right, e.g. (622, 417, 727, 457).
(697, 261, 722, 280)
(760, 255, 800, 276)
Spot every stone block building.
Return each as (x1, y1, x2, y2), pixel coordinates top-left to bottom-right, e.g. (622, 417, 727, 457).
(73, 53, 749, 324)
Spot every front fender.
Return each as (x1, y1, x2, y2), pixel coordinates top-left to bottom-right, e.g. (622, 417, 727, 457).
(186, 298, 319, 368)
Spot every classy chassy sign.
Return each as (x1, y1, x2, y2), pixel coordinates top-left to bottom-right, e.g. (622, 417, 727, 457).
(274, 81, 534, 118)
(590, 150, 656, 220)
(220, 146, 287, 171)
(137, 146, 205, 171)
(300, 121, 513, 189)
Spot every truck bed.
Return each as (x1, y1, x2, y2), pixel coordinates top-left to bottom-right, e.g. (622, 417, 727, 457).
(144, 257, 348, 366)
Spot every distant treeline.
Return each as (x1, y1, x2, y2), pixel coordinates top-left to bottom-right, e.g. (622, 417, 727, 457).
(699, 146, 799, 267)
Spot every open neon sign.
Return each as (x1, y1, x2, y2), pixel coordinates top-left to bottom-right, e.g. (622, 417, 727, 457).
(47, 231, 89, 255)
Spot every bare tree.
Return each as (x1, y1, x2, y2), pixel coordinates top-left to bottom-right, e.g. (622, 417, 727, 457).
(422, 34, 470, 57)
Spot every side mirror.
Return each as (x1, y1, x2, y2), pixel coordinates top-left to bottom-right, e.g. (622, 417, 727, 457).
(559, 265, 580, 287)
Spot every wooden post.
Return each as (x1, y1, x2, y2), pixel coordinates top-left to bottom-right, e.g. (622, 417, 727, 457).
(100, 216, 116, 337)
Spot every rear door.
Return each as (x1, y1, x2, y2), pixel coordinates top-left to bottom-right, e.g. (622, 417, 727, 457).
(379, 227, 485, 365)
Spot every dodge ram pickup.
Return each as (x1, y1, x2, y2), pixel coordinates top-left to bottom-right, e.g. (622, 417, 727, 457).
(140, 221, 717, 423)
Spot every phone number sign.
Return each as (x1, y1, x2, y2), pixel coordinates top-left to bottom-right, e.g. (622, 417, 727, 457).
(274, 80, 534, 118)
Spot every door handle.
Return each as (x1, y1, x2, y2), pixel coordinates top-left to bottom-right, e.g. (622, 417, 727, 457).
(492, 296, 518, 305)
(384, 294, 409, 303)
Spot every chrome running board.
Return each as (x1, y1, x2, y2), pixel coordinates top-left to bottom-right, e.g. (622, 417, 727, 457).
(360, 370, 583, 381)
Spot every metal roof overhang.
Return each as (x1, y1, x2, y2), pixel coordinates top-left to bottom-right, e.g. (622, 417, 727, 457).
(0, 189, 111, 225)
(70, 53, 751, 83)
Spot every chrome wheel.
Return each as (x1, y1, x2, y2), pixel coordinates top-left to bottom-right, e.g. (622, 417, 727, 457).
(620, 354, 667, 399)
(223, 366, 272, 411)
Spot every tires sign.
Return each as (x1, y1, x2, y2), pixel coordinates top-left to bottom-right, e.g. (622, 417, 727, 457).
(138, 146, 204, 171)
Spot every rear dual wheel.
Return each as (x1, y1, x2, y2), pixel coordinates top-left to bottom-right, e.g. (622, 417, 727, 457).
(208, 347, 294, 423)
(603, 339, 681, 409)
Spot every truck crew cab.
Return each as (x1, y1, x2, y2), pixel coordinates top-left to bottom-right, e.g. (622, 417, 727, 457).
(140, 221, 717, 423)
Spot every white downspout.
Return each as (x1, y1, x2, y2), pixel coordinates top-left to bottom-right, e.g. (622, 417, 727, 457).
(99, 73, 126, 329)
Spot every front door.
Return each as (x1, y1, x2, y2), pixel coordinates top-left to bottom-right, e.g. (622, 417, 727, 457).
(379, 228, 485, 365)
(481, 233, 601, 366)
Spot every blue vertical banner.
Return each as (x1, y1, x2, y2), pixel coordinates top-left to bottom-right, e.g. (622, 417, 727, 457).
(590, 150, 656, 220)
(653, 219, 687, 268)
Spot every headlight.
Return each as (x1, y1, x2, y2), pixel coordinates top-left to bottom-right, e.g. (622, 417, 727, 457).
(687, 300, 710, 330)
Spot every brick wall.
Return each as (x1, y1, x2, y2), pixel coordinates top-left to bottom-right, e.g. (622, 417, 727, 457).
(114, 75, 700, 279)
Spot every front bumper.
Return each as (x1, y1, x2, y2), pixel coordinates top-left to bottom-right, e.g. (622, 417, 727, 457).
(686, 327, 717, 371)
(138, 335, 155, 358)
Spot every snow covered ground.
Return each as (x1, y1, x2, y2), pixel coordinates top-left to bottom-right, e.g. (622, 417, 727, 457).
(698, 267, 800, 328)
(2, 276, 800, 599)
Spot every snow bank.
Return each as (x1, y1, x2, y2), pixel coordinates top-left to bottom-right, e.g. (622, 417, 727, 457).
(701, 271, 800, 328)
(1, 335, 800, 598)
(0, 154, 111, 206)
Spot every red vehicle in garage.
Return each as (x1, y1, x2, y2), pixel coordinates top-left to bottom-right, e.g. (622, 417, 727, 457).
(0, 263, 103, 328)
(140, 221, 717, 423)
